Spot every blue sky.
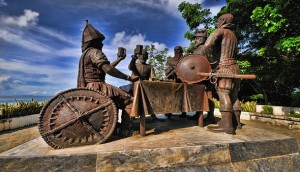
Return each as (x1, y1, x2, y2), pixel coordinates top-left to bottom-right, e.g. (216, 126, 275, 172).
(0, 0, 225, 96)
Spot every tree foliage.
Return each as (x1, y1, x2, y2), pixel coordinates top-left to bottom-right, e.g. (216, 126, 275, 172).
(178, 0, 300, 106)
(219, 0, 300, 106)
(145, 44, 169, 80)
(177, 1, 214, 54)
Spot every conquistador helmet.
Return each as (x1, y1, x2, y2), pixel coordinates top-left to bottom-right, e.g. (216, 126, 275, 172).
(82, 20, 105, 43)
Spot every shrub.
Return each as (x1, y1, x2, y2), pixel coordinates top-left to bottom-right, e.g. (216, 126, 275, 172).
(289, 111, 300, 118)
(212, 98, 256, 112)
(212, 98, 219, 109)
(241, 101, 257, 112)
(0, 99, 45, 119)
(261, 105, 273, 114)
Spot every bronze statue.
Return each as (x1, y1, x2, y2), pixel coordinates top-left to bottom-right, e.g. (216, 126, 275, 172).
(194, 29, 207, 54)
(164, 46, 188, 119)
(165, 46, 185, 82)
(38, 21, 139, 149)
(128, 46, 159, 121)
(78, 20, 137, 110)
(198, 14, 242, 134)
(193, 29, 216, 124)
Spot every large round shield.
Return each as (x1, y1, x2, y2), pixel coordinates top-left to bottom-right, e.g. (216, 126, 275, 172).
(38, 88, 117, 149)
(176, 54, 211, 83)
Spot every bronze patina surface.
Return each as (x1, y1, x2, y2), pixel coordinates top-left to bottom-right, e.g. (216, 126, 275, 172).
(38, 88, 117, 149)
(130, 81, 209, 116)
(176, 54, 211, 83)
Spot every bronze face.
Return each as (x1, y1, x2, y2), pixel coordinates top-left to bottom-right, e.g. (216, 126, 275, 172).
(139, 54, 148, 64)
(194, 36, 206, 47)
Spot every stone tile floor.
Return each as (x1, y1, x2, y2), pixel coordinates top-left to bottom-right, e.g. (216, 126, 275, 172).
(0, 118, 299, 153)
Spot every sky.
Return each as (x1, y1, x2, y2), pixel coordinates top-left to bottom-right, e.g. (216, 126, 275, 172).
(0, 0, 226, 96)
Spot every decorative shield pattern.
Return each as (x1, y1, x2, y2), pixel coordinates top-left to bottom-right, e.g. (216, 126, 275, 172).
(176, 54, 211, 83)
(38, 88, 117, 149)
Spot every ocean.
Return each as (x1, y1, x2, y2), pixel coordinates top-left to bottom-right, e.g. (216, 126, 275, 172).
(0, 95, 53, 105)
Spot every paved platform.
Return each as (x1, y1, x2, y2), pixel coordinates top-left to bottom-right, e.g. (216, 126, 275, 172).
(0, 119, 299, 171)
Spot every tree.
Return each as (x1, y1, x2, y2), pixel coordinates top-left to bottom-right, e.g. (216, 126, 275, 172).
(177, 0, 300, 106)
(145, 44, 169, 80)
(178, 1, 214, 53)
(219, 0, 300, 106)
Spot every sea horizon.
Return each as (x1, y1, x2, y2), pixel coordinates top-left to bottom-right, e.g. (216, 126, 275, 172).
(0, 95, 53, 105)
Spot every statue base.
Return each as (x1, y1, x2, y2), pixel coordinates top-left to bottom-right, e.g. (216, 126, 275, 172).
(0, 118, 299, 171)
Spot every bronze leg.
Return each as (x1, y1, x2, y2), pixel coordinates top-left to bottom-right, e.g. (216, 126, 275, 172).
(198, 111, 204, 127)
(140, 113, 146, 136)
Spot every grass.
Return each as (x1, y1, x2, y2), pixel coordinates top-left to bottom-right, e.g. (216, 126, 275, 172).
(0, 99, 45, 119)
(212, 98, 257, 112)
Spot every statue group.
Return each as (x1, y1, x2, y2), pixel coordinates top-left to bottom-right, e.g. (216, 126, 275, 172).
(39, 13, 255, 149)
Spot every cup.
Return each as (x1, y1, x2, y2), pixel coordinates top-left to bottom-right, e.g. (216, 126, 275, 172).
(118, 47, 126, 57)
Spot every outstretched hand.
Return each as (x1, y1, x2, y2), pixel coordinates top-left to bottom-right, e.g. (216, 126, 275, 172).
(118, 54, 126, 60)
(128, 75, 139, 82)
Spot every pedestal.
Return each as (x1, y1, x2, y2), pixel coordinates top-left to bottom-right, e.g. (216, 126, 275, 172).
(1, 119, 299, 172)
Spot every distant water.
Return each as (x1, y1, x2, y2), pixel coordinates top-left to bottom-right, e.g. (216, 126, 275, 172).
(0, 95, 52, 105)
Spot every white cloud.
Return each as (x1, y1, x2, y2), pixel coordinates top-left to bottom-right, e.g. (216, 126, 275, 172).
(35, 26, 78, 46)
(111, 31, 167, 52)
(12, 80, 22, 84)
(56, 47, 81, 58)
(0, 29, 52, 53)
(0, 74, 9, 84)
(2, 9, 39, 27)
(0, 58, 76, 86)
(158, 0, 202, 17)
(104, 31, 169, 87)
(0, 0, 7, 7)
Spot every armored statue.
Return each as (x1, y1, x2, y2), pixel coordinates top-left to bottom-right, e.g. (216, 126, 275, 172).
(38, 20, 138, 149)
(198, 14, 242, 134)
(78, 20, 137, 110)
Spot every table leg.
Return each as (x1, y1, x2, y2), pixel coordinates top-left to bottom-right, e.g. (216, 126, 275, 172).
(198, 111, 204, 127)
(140, 113, 146, 136)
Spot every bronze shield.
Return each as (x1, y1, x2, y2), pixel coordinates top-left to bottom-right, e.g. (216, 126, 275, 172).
(176, 54, 211, 83)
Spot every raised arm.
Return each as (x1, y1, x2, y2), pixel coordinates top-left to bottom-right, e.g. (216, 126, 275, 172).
(102, 63, 138, 82)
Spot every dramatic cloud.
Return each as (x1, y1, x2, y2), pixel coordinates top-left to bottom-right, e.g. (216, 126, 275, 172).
(0, 0, 7, 7)
(45, 0, 204, 17)
(0, 29, 52, 53)
(111, 31, 167, 52)
(0, 58, 76, 85)
(105, 31, 168, 87)
(1, 9, 39, 27)
(34, 26, 78, 46)
(153, 0, 202, 17)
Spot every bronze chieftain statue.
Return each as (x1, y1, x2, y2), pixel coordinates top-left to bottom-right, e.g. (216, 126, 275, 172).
(198, 14, 242, 134)
(165, 46, 187, 119)
(193, 29, 216, 124)
(165, 46, 185, 82)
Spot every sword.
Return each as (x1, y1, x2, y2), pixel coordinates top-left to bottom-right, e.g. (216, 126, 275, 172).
(197, 72, 256, 79)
